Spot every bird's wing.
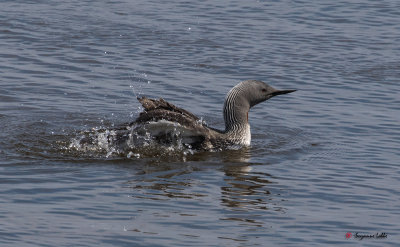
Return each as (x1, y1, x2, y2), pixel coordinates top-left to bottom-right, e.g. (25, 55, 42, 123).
(133, 97, 204, 129)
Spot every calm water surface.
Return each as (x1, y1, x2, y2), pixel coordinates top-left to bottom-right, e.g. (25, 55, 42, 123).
(1, 0, 399, 246)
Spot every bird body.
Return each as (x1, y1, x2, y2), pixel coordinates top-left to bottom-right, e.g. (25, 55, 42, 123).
(122, 80, 295, 151)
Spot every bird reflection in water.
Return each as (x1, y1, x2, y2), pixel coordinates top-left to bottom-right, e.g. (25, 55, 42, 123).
(221, 165, 273, 211)
(127, 148, 280, 214)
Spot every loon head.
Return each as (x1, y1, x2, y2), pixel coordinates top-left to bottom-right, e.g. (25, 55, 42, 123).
(225, 80, 296, 110)
(223, 80, 296, 134)
(239, 80, 296, 108)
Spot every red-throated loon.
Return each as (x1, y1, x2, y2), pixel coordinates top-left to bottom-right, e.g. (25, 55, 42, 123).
(106, 80, 296, 151)
(80, 80, 295, 152)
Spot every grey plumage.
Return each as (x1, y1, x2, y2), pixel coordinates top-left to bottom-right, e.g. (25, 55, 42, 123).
(122, 80, 295, 151)
(78, 80, 295, 152)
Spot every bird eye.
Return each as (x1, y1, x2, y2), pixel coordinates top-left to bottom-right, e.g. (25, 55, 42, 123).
(261, 88, 267, 92)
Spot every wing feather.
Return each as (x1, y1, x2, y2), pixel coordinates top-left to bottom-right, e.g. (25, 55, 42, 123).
(133, 97, 203, 129)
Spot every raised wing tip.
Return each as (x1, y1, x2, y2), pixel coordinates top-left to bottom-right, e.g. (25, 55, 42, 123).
(137, 96, 147, 101)
(137, 96, 165, 102)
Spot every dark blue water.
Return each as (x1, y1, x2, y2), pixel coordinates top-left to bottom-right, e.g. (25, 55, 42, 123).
(1, 0, 399, 246)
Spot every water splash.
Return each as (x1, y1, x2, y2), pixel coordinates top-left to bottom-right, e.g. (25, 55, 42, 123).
(67, 124, 197, 160)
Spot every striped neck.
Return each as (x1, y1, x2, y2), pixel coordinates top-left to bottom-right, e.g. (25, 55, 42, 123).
(223, 82, 251, 143)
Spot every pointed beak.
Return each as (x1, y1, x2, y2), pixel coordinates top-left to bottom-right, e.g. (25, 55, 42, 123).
(270, 89, 296, 97)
